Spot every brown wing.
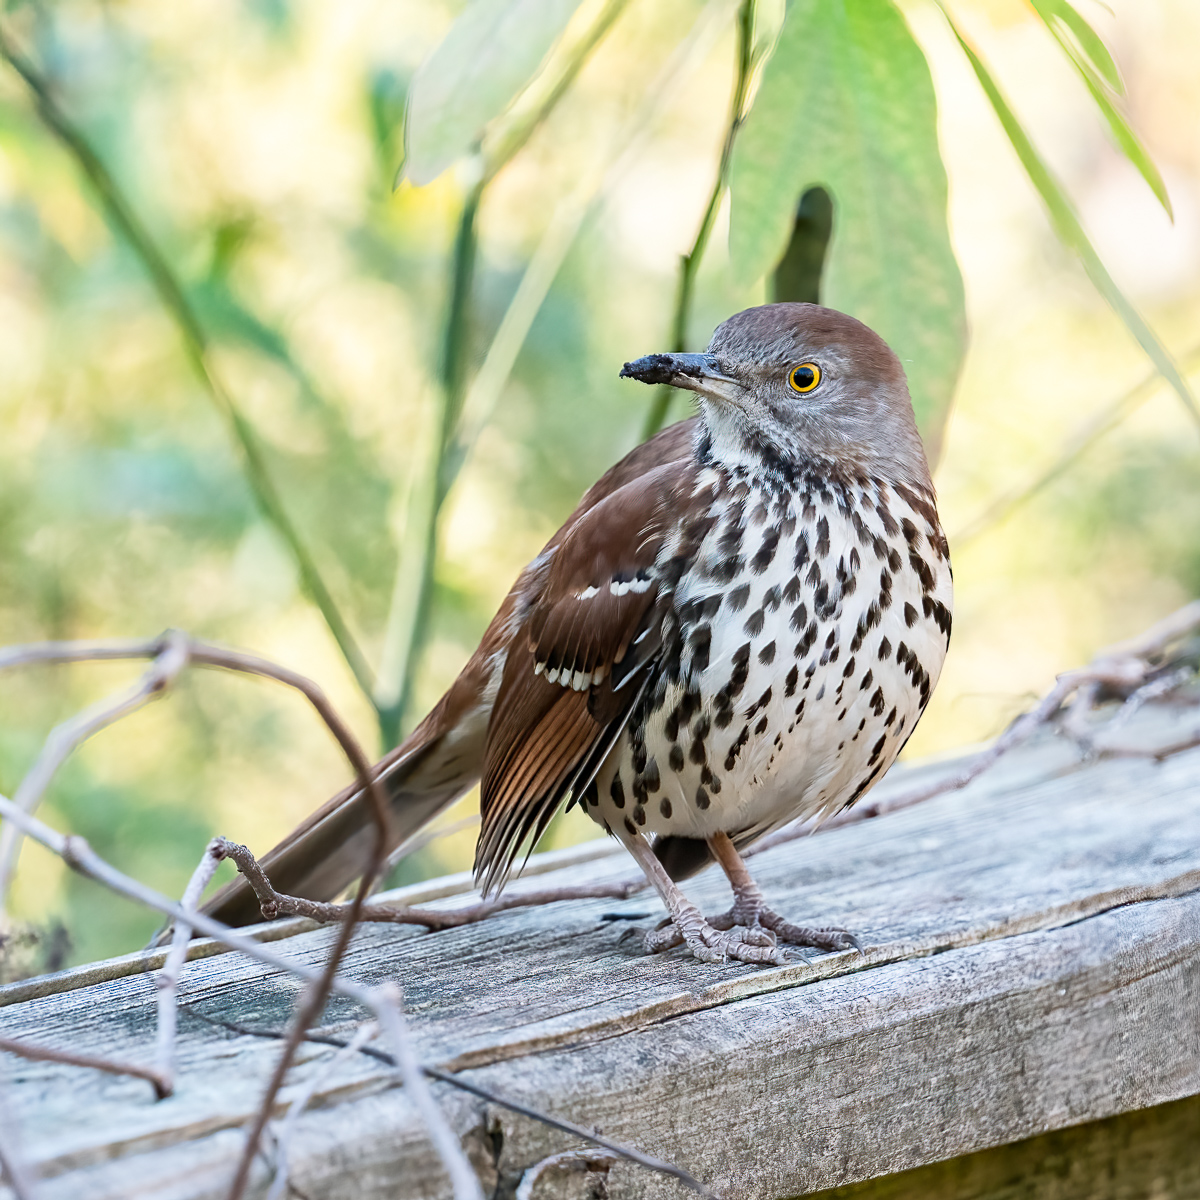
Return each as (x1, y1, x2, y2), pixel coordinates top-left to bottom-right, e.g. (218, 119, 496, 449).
(476, 456, 713, 892)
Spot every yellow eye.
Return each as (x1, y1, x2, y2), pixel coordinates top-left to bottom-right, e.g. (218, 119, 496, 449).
(788, 362, 821, 394)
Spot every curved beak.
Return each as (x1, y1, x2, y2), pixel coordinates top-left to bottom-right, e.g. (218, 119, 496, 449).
(620, 352, 745, 406)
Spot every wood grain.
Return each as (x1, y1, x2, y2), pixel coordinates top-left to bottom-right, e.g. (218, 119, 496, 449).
(1, 708, 1198, 1199)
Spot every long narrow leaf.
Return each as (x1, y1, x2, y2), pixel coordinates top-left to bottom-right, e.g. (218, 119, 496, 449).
(1031, 0, 1172, 218)
(1031, 0, 1122, 91)
(943, 10, 1199, 430)
(729, 0, 966, 458)
(404, 0, 585, 184)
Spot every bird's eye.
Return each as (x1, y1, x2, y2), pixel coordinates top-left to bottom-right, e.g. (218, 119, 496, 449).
(788, 363, 821, 394)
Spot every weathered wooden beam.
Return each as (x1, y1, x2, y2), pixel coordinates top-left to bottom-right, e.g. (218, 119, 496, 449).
(0, 707, 1198, 1199)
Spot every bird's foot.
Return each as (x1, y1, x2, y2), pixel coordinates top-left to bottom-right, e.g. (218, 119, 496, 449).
(643, 914, 786, 966)
(713, 901, 861, 954)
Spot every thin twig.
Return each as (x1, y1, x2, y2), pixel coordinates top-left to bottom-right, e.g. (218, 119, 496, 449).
(0, 632, 393, 1197)
(951, 343, 1200, 549)
(219, 836, 643, 929)
(375, 984, 484, 1200)
(0, 1035, 168, 1100)
(752, 601, 1200, 856)
(377, 0, 735, 742)
(643, 0, 757, 440)
(0, 1087, 37, 1200)
(0, 630, 189, 918)
(192, 1013, 720, 1199)
(0, 22, 376, 703)
(155, 839, 225, 1096)
(516, 1149, 619, 1200)
(0, 793, 504, 1200)
(264, 1022, 378, 1200)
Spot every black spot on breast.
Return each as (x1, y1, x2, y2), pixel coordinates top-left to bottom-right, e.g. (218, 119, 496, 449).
(885, 706, 897, 726)
(868, 734, 887, 765)
(689, 624, 712, 671)
(754, 715, 769, 735)
(719, 519, 744, 557)
(659, 798, 673, 819)
(790, 602, 809, 633)
(794, 531, 810, 570)
(725, 725, 750, 771)
(634, 805, 646, 826)
(623, 816, 637, 836)
(794, 620, 818, 659)
(877, 500, 898, 536)
(910, 552, 936, 594)
(752, 528, 780, 573)
(888, 547, 903, 573)
(878, 635, 892, 660)
(688, 737, 707, 765)
(923, 595, 952, 637)
(785, 664, 799, 697)
(879, 568, 893, 609)
(711, 555, 745, 584)
(759, 640, 776, 665)
(664, 706, 681, 742)
(869, 686, 884, 715)
(815, 516, 830, 558)
(842, 654, 856, 679)
(762, 584, 782, 611)
(695, 785, 711, 810)
(669, 744, 684, 771)
(728, 583, 751, 612)
(744, 609, 765, 637)
(609, 774, 625, 808)
(901, 518, 919, 546)
(860, 668, 874, 691)
(643, 758, 660, 793)
(904, 602, 917, 628)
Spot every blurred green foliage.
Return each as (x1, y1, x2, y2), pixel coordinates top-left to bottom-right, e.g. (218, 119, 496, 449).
(0, 0, 1195, 969)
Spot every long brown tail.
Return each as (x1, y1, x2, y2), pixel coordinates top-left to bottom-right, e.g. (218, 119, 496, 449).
(202, 684, 492, 929)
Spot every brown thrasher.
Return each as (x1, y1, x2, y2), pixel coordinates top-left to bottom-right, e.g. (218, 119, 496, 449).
(205, 303, 953, 965)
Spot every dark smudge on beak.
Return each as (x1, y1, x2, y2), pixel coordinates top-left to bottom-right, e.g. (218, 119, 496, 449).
(620, 352, 734, 387)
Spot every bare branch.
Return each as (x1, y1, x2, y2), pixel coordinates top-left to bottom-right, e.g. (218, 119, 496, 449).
(516, 1149, 620, 1200)
(0, 1034, 168, 1100)
(194, 1013, 721, 1199)
(375, 983, 485, 1200)
(264, 1022, 378, 1200)
(753, 600, 1200, 857)
(0, 630, 189, 915)
(218, 836, 643, 930)
(155, 839, 225, 1096)
(0, 1087, 38, 1200)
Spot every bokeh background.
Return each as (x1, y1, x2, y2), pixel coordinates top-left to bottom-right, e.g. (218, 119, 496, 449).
(0, 0, 1197, 969)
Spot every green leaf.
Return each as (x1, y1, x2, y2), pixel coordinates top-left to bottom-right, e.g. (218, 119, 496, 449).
(943, 11, 1199, 431)
(404, 0, 585, 185)
(1030, 0, 1122, 92)
(1031, 0, 1172, 219)
(728, 0, 966, 457)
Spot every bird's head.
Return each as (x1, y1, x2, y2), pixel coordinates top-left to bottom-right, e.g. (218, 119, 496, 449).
(621, 303, 931, 489)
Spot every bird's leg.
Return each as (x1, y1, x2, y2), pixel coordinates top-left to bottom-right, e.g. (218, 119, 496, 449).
(707, 832, 860, 953)
(615, 827, 785, 966)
